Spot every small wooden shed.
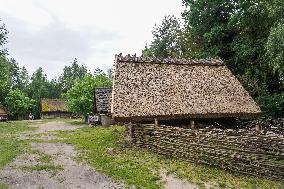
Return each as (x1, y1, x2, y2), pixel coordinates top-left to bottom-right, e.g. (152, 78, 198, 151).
(41, 99, 72, 119)
(111, 54, 261, 122)
(93, 88, 115, 126)
(94, 88, 112, 114)
(0, 105, 8, 122)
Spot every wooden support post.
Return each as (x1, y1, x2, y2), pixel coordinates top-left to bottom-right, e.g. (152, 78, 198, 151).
(190, 120, 195, 129)
(129, 123, 133, 139)
(256, 124, 261, 134)
(154, 118, 159, 126)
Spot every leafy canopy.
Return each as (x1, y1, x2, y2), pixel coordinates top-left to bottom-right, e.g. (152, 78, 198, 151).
(65, 70, 112, 115)
(5, 89, 35, 119)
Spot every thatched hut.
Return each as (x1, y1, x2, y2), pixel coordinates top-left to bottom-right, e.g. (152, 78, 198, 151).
(0, 105, 8, 122)
(41, 99, 72, 119)
(93, 88, 115, 126)
(111, 54, 261, 123)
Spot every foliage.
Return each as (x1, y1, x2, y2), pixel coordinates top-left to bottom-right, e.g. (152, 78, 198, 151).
(65, 71, 112, 115)
(57, 124, 284, 189)
(58, 58, 89, 94)
(143, 15, 182, 58)
(27, 68, 49, 118)
(0, 56, 11, 104)
(4, 89, 36, 119)
(266, 23, 284, 85)
(0, 20, 8, 56)
(256, 93, 284, 117)
(142, 15, 203, 59)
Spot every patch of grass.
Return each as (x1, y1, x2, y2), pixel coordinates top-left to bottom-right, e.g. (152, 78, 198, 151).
(31, 149, 53, 164)
(57, 126, 162, 189)
(56, 126, 284, 189)
(0, 183, 8, 189)
(63, 119, 85, 126)
(162, 155, 284, 189)
(0, 121, 36, 169)
(21, 164, 63, 174)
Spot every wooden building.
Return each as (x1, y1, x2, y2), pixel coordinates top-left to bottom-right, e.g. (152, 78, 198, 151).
(41, 99, 72, 119)
(111, 54, 261, 122)
(93, 88, 115, 126)
(0, 105, 8, 122)
(94, 88, 112, 114)
(109, 54, 283, 180)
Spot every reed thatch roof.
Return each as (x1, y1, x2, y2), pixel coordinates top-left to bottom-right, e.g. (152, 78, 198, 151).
(94, 88, 112, 113)
(111, 54, 261, 121)
(41, 99, 69, 113)
(0, 105, 7, 115)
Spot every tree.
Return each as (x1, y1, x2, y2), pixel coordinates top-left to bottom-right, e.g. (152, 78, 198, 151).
(59, 58, 88, 93)
(16, 66, 30, 92)
(0, 56, 11, 104)
(0, 20, 10, 104)
(8, 58, 30, 92)
(45, 78, 62, 99)
(65, 72, 112, 116)
(5, 89, 35, 119)
(28, 68, 49, 118)
(142, 15, 183, 58)
(0, 19, 8, 56)
(266, 23, 284, 87)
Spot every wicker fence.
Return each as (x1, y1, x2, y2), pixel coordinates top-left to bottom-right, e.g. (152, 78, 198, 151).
(131, 123, 284, 180)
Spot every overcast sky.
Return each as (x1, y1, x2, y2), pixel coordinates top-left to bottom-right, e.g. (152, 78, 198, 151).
(0, 0, 184, 79)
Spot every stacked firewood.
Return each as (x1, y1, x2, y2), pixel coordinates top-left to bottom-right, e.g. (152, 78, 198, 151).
(131, 124, 284, 180)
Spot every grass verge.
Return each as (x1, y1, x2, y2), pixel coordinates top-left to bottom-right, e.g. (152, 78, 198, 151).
(0, 121, 37, 169)
(56, 124, 284, 189)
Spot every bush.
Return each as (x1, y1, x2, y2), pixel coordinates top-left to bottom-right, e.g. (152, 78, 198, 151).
(256, 93, 284, 117)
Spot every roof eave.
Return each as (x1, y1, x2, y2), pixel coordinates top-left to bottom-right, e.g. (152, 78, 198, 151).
(112, 112, 262, 122)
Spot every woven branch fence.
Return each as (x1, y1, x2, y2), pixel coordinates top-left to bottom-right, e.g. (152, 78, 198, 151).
(130, 123, 284, 180)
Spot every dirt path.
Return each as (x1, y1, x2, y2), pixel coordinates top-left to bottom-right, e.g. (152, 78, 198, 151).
(0, 120, 123, 189)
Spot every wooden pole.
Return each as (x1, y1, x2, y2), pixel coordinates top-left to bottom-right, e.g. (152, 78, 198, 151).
(154, 118, 159, 126)
(190, 120, 195, 129)
(256, 124, 261, 134)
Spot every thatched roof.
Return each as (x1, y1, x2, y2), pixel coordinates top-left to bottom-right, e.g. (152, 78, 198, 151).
(111, 54, 261, 121)
(41, 99, 69, 113)
(94, 88, 112, 113)
(0, 105, 7, 115)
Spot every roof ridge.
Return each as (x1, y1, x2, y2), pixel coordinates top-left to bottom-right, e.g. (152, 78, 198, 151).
(115, 53, 224, 66)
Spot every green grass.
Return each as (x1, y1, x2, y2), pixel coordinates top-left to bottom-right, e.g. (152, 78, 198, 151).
(22, 164, 63, 172)
(63, 118, 85, 126)
(21, 164, 63, 173)
(0, 121, 36, 169)
(0, 183, 8, 189)
(57, 124, 284, 189)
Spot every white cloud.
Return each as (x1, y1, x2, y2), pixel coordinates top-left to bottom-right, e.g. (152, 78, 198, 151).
(0, 0, 184, 79)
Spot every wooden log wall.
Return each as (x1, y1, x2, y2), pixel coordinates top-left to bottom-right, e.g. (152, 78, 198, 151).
(132, 124, 284, 180)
